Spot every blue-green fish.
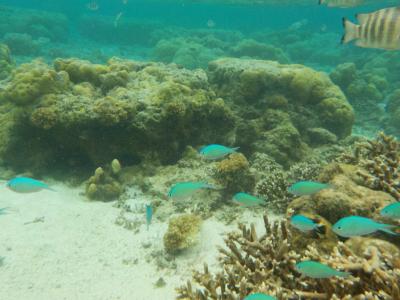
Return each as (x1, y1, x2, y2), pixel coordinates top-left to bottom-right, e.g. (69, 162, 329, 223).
(295, 260, 349, 279)
(243, 293, 277, 300)
(146, 204, 153, 230)
(0, 207, 9, 216)
(168, 182, 216, 200)
(199, 144, 239, 160)
(232, 192, 265, 207)
(7, 177, 55, 193)
(290, 215, 324, 233)
(332, 216, 398, 237)
(288, 181, 331, 196)
(380, 202, 400, 219)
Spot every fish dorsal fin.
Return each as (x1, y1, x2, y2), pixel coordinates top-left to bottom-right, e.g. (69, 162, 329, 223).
(356, 13, 369, 24)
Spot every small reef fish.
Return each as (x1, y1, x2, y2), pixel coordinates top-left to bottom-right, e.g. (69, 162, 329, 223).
(288, 181, 331, 196)
(295, 260, 349, 279)
(7, 177, 54, 193)
(290, 215, 325, 233)
(0, 207, 9, 215)
(168, 182, 216, 200)
(146, 204, 153, 230)
(232, 192, 265, 207)
(86, 1, 99, 11)
(207, 19, 216, 28)
(332, 216, 398, 237)
(342, 7, 400, 50)
(243, 293, 277, 300)
(199, 144, 239, 160)
(381, 202, 400, 219)
(319, 0, 363, 8)
(114, 12, 123, 28)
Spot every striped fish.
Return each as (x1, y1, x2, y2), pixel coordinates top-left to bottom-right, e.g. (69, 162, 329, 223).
(319, 0, 363, 8)
(342, 7, 400, 50)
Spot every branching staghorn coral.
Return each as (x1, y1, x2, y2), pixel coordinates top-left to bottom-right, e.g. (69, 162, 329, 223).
(341, 132, 400, 200)
(177, 215, 400, 299)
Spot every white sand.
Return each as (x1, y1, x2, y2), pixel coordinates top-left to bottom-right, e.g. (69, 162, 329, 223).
(0, 183, 271, 300)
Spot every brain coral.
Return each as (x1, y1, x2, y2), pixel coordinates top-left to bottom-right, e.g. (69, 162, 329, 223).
(208, 58, 354, 166)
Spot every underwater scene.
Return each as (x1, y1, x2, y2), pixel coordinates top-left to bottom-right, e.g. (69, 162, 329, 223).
(1, 0, 400, 299)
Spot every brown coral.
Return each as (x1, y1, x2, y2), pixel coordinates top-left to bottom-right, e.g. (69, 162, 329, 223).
(177, 216, 400, 299)
(341, 132, 400, 200)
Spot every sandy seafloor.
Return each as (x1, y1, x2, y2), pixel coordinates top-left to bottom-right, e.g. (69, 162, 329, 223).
(0, 183, 274, 300)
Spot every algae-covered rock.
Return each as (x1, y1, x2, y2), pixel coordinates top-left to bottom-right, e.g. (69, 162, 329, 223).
(0, 59, 68, 105)
(1, 58, 235, 171)
(0, 44, 13, 80)
(213, 153, 255, 197)
(208, 58, 354, 166)
(163, 214, 202, 253)
(85, 162, 123, 201)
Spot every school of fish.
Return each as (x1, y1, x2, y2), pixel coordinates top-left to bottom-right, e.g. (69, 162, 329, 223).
(2, 1, 400, 299)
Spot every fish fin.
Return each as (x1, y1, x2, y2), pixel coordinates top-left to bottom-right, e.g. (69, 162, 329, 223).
(379, 226, 400, 236)
(232, 147, 240, 152)
(315, 224, 326, 235)
(337, 271, 350, 278)
(46, 187, 57, 192)
(342, 18, 359, 44)
(355, 13, 369, 24)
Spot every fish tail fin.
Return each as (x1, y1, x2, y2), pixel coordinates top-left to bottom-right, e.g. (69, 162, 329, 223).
(342, 18, 359, 44)
(337, 270, 350, 278)
(232, 147, 240, 152)
(379, 225, 400, 236)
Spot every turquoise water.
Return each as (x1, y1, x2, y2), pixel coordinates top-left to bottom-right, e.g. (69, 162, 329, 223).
(0, 1, 399, 300)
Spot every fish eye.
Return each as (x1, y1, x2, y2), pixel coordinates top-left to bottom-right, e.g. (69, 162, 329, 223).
(337, 226, 341, 230)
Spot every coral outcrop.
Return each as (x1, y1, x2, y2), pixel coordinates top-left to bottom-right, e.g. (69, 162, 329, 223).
(0, 58, 235, 172)
(208, 58, 354, 166)
(163, 214, 202, 253)
(177, 216, 400, 299)
(0, 44, 13, 80)
(288, 163, 395, 224)
(85, 159, 123, 201)
(213, 153, 255, 197)
(341, 132, 400, 200)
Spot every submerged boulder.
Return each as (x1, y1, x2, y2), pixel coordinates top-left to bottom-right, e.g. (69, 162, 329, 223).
(208, 58, 354, 166)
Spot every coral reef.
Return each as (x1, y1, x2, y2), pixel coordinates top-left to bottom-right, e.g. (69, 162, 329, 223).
(85, 159, 123, 201)
(177, 216, 400, 299)
(163, 214, 202, 253)
(213, 153, 255, 197)
(0, 59, 68, 105)
(253, 153, 326, 213)
(229, 39, 289, 63)
(208, 58, 354, 166)
(288, 162, 395, 224)
(0, 43, 12, 80)
(0, 58, 235, 171)
(340, 132, 400, 200)
(0, 6, 68, 42)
